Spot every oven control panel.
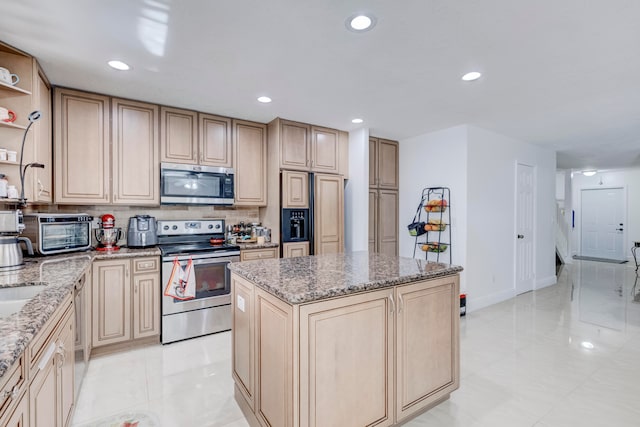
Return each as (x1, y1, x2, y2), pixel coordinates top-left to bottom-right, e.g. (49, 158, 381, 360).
(157, 219, 224, 236)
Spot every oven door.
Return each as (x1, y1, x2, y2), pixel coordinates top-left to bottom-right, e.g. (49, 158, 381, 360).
(161, 253, 239, 315)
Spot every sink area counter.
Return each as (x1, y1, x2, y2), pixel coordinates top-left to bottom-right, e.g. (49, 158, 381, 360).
(228, 251, 463, 304)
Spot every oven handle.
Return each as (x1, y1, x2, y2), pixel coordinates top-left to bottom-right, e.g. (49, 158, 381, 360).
(163, 253, 240, 263)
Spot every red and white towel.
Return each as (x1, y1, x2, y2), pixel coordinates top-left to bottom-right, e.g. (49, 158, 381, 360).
(163, 257, 195, 300)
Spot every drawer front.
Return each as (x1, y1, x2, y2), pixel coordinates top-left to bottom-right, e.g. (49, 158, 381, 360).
(133, 257, 159, 274)
(240, 248, 278, 261)
(0, 355, 26, 421)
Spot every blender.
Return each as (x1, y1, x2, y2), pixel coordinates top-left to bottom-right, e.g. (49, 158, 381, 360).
(95, 213, 122, 251)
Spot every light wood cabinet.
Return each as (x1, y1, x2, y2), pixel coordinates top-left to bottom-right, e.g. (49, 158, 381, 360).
(0, 355, 26, 426)
(240, 247, 278, 261)
(370, 137, 399, 190)
(160, 108, 232, 168)
(29, 303, 75, 427)
(232, 272, 460, 427)
(54, 88, 110, 204)
(310, 126, 339, 174)
(160, 106, 198, 164)
(30, 64, 52, 203)
(281, 170, 309, 208)
(233, 120, 267, 206)
(279, 120, 310, 171)
(1, 395, 28, 427)
(282, 241, 309, 258)
(92, 257, 160, 350)
(314, 174, 344, 254)
(112, 98, 159, 205)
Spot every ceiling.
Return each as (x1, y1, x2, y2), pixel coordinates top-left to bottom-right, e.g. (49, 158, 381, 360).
(0, 0, 638, 170)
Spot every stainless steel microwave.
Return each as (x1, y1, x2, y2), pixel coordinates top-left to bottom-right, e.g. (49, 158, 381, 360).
(160, 163, 235, 206)
(22, 213, 93, 255)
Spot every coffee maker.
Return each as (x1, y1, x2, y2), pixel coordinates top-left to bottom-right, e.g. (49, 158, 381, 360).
(0, 210, 34, 270)
(95, 213, 121, 251)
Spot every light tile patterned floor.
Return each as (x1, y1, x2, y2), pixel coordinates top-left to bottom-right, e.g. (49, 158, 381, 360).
(73, 260, 640, 426)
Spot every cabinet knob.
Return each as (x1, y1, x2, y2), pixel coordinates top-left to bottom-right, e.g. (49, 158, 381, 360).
(517, 234, 524, 239)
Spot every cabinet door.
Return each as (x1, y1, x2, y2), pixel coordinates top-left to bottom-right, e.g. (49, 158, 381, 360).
(31, 65, 52, 203)
(199, 113, 232, 167)
(58, 312, 75, 427)
(281, 170, 309, 208)
(369, 137, 378, 187)
(310, 126, 339, 174)
(232, 275, 255, 408)
(299, 288, 394, 427)
(240, 248, 278, 261)
(314, 174, 344, 255)
(282, 242, 309, 258)
(54, 89, 110, 204)
(378, 190, 398, 256)
(2, 396, 28, 427)
(112, 98, 159, 205)
(279, 120, 310, 171)
(369, 190, 378, 252)
(133, 272, 160, 339)
(377, 139, 399, 189)
(395, 276, 460, 422)
(160, 106, 198, 164)
(233, 120, 267, 206)
(29, 350, 57, 427)
(92, 259, 131, 347)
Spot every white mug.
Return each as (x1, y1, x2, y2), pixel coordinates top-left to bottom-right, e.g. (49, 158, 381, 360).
(0, 67, 19, 86)
(0, 107, 16, 123)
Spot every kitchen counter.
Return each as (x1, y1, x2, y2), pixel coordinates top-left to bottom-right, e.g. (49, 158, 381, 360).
(228, 251, 463, 304)
(236, 241, 279, 250)
(0, 247, 160, 379)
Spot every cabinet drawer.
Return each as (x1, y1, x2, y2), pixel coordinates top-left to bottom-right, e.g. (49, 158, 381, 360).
(133, 257, 159, 274)
(240, 248, 278, 261)
(0, 355, 26, 422)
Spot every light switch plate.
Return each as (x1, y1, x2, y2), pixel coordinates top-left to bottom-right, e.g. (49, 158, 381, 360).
(237, 295, 245, 312)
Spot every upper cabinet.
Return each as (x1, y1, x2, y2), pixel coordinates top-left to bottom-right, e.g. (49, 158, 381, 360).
(233, 119, 267, 206)
(282, 170, 309, 208)
(160, 107, 232, 168)
(111, 98, 159, 205)
(54, 88, 159, 205)
(370, 137, 398, 190)
(0, 42, 53, 205)
(273, 118, 345, 175)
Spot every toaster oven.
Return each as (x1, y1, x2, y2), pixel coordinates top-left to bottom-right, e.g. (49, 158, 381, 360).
(22, 213, 93, 255)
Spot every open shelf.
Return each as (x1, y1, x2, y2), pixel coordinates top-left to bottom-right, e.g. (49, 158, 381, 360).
(0, 121, 27, 130)
(0, 80, 31, 95)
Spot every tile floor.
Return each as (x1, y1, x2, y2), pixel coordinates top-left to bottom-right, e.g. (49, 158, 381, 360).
(72, 260, 640, 426)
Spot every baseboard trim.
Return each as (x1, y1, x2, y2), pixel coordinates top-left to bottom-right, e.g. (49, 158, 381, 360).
(467, 288, 515, 313)
(536, 275, 557, 290)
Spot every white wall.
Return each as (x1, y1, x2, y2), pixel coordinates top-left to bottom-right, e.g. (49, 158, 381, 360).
(344, 128, 369, 252)
(466, 126, 556, 310)
(399, 124, 556, 313)
(399, 125, 468, 291)
(571, 168, 640, 259)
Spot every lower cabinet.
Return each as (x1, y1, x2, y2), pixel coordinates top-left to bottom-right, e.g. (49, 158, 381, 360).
(2, 395, 28, 427)
(239, 247, 278, 262)
(29, 300, 75, 427)
(282, 242, 309, 258)
(232, 273, 460, 427)
(0, 355, 27, 427)
(92, 257, 160, 349)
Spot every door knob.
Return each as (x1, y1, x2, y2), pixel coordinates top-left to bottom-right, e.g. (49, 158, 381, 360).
(517, 234, 524, 239)
(616, 228, 624, 231)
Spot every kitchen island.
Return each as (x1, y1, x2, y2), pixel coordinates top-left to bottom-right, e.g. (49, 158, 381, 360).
(228, 252, 463, 427)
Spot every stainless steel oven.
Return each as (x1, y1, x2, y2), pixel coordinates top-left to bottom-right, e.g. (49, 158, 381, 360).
(158, 219, 239, 344)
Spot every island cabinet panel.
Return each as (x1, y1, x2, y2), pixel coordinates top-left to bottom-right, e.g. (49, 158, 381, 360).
(299, 289, 394, 427)
(395, 276, 460, 423)
(232, 275, 256, 409)
(255, 288, 294, 427)
(54, 89, 111, 204)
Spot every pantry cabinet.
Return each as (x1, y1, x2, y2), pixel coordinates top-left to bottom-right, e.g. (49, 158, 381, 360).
(275, 119, 341, 174)
(369, 137, 399, 255)
(92, 257, 160, 349)
(160, 108, 232, 168)
(314, 174, 344, 254)
(370, 137, 399, 190)
(233, 120, 267, 206)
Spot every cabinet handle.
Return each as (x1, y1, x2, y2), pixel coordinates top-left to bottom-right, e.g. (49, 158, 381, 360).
(134, 283, 138, 294)
(37, 179, 44, 196)
(56, 342, 66, 368)
(389, 293, 395, 313)
(398, 294, 404, 313)
(2, 384, 20, 400)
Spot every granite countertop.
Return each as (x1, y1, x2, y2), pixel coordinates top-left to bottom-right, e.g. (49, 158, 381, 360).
(228, 251, 463, 304)
(237, 242, 279, 250)
(0, 247, 161, 379)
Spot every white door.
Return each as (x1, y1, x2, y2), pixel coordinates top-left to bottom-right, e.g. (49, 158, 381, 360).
(516, 163, 535, 294)
(580, 188, 624, 260)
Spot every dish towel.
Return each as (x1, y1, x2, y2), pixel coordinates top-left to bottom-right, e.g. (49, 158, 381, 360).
(163, 257, 196, 300)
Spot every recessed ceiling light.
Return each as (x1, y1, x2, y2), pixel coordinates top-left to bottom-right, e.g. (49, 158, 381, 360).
(257, 96, 272, 103)
(346, 14, 376, 32)
(461, 71, 482, 81)
(351, 118, 364, 124)
(582, 170, 597, 177)
(108, 60, 130, 71)
(581, 341, 594, 349)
